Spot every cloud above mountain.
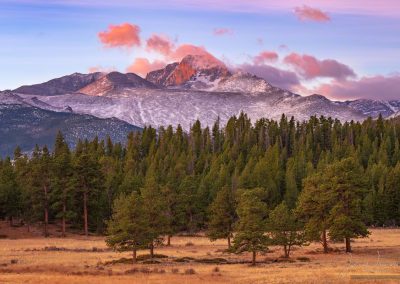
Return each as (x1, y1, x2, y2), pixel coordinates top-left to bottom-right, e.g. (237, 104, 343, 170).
(98, 23, 141, 48)
(284, 53, 356, 80)
(145, 34, 211, 61)
(126, 58, 166, 76)
(146, 34, 174, 56)
(239, 63, 300, 90)
(313, 75, 400, 100)
(253, 51, 279, 64)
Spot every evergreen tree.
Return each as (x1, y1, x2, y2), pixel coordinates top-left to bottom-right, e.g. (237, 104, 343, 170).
(267, 202, 306, 258)
(73, 146, 104, 236)
(297, 172, 333, 253)
(0, 157, 21, 225)
(106, 192, 150, 263)
(233, 188, 269, 266)
(141, 169, 168, 258)
(326, 158, 370, 252)
(51, 131, 73, 237)
(206, 186, 236, 248)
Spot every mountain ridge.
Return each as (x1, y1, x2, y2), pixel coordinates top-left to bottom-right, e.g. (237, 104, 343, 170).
(4, 54, 400, 132)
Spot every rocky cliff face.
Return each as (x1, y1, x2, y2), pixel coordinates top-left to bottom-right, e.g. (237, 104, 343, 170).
(146, 54, 231, 88)
(146, 62, 179, 86)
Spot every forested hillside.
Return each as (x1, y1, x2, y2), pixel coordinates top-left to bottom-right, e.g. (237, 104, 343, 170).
(0, 113, 399, 258)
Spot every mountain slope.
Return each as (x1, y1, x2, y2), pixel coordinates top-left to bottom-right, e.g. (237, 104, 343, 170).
(0, 93, 140, 157)
(79, 72, 157, 96)
(338, 99, 400, 118)
(13, 72, 105, 96)
(21, 88, 365, 131)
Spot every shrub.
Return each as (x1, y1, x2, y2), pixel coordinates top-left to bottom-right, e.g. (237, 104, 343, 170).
(184, 268, 196, 275)
(137, 254, 168, 261)
(296, 256, 311, 262)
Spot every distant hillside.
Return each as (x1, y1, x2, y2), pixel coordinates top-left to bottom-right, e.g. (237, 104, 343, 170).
(0, 104, 140, 157)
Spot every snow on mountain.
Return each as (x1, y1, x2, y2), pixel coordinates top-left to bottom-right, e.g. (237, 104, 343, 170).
(18, 87, 365, 131)
(13, 72, 105, 96)
(79, 72, 157, 96)
(0, 91, 28, 105)
(338, 99, 400, 118)
(389, 111, 400, 119)
(212, 72, 273, 93)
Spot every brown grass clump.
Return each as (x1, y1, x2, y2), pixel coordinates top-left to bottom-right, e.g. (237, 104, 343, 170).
(296, 256, 311, 262)
(184, 268, 196, 275)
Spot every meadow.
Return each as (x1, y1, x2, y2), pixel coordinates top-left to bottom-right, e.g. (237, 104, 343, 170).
(0, 222, 399, 284)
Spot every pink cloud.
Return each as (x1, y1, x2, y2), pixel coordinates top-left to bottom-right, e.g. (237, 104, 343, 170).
(146, 34, 175, 56)
(145, 35, 213, 62)
(253, 51, 279, 64)
(313, 75, 400, 100)
(170, 44, 211, 60)
(284, 53, 355, 80)
(126, 58, 166, 76)
(213, 28, 233, 36)
(239, 63, 301, 90)
(294, 5, 330, 22)
(98, 23, 141, 48)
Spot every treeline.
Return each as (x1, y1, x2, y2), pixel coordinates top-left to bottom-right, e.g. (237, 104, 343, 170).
(0, 114, 399, 262)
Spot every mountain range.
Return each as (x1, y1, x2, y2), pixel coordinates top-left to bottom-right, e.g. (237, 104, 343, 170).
(1, 54, 399, 156)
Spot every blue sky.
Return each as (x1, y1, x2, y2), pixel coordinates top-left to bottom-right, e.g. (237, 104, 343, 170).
(1, 0, 399, 100)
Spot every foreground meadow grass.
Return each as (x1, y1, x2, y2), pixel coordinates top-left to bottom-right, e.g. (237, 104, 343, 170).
(0, 224, 399, 283)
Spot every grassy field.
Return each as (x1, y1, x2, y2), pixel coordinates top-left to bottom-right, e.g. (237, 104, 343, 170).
(0, 222, 399, 283)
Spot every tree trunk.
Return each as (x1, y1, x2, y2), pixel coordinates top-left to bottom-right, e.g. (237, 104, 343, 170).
(345, 237, 352, 253)
(150, 242, 154, 259)
(228, 236, 231, 249)
(132, 249, 137, 264)
(322, 229, 328, 253)
(167, 235, 171, 246)
(252, 251, 256, 266)
(283, 245, 288, 258)
(83, 189, 88, 237)
(62, 201, 66, 237)
(44, 185, 49, 237)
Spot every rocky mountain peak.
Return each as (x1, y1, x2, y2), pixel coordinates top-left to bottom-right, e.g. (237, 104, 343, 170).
(146, 53, 231, 88)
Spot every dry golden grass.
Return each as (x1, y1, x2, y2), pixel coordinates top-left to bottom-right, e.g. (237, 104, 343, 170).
(0, 223, 399, 283)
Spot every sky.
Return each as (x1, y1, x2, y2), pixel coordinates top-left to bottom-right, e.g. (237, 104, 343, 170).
(1, 0, 400, 100)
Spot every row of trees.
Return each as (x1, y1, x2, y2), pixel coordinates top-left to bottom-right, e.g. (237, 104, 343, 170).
(107, 157, 368, 265)
(0, 114, 399, 263)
